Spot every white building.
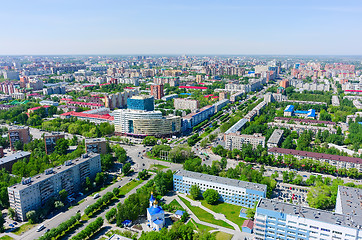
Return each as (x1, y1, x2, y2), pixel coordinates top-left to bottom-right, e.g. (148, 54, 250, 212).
(224, 133, 265, 150)
(267, 129, 284, 149)
(174, 170, 267, 208)
(8, 153, 101, 221)
(174, 98, 200, 111)
(254, 194, 362, 240)
(147, 192, 165, 231)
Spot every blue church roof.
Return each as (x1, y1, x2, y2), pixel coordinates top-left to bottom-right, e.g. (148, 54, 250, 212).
(148, 206, 164, 215)
(149, 194, 156, 202)
(175, 210, 185, 216)
(153, 219, 163, 225)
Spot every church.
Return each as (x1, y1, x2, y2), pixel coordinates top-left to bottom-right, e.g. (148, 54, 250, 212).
(146, 192, 165, 231)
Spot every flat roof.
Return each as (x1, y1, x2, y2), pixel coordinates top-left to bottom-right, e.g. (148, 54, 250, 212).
(225, 118, 247, 134)
(8, 152, 100, 192)
(174, 169, 267, 193)
(337, 186, 362, 224)
(274, 117, 336, 125)
(257, 198, 361, 229)
(130, 95, 153, 100)
(85, 138, 106, 143)
(0, 151, 30, 165)
(267, 129, 284, 144)
(268, 147, 361, 164)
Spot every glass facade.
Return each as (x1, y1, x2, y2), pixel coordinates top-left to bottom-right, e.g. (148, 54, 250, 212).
(127, 96, 154, 111)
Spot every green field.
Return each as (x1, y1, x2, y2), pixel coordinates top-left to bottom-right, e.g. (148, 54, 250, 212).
(214, 231, 233, 240)
(0, 235, 15, 240)
(200, 199, 246, 228)
(169, 199, 183, 209)
(119, 180, 143, 195)
(12, 222, 36, 235)
(190, 219, 215, 232)
(179, 196, 233, 229)
(149, 164, 169, 171)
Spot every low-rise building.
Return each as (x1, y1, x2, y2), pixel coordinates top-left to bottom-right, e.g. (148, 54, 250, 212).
(267, 129, 284, 149)
(0, 151, 30, 172)
(267, 122, 337, 134)
(85, 138, 107, 154)
(254, 198, 362, 240)
(274, 117, 336, 128)
(161, 94, 178, 101)
(268, 147, 361, 172)
(182, 105, 215, 130)
(174, 169, 267, 208)
(8, 153, 101, 221)
(225, 133, 265, 150)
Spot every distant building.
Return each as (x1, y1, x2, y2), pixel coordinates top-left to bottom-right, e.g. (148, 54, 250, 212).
(0, 151, 30, 172)
(267, 129, 284, 149)
(161, 94, 178, 101)
(150, 84, 164, 100)
(196, 75, 204, 83)
(8, 153, 101, 221)
(268, 147, 361, 172)
(44, 132, 65, 155)
(127, 95, 154, 111)
(182, 105, 215, 130)
(284, 105, 316, 119)
(3, 71, 19, 80)
(85, 138, 107, 154)
(174, 98, 200, 111)
(279, 79, 289, 89)
(8, 126, 31, 150)
(219, 91, 228, 100)
(224, 133, 265, 150)
(212, 99, 229, 113)
(174, 170, 267, 208)
(39, 100, 58, 106)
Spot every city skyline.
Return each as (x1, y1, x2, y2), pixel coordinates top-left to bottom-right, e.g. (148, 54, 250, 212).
(1, 0, 362, 55)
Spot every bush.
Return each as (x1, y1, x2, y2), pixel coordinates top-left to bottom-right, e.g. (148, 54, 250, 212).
(203, 189, 219, 205)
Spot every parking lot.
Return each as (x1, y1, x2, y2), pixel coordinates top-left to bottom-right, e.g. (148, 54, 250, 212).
(273, 182, 309, 206)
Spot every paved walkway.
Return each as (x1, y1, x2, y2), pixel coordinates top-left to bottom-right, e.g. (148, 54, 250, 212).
(175, 194, 252, 240)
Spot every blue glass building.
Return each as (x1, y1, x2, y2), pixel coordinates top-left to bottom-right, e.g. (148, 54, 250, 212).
(127, 95, 154, 111)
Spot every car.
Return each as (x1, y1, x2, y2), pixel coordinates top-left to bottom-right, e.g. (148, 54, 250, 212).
(9, 224, 14, 228)
(302, 175, 307, 177)
(45, 229, 50, 233)
(93, 193, 100, 199)
(77, 210, 81, 213)
(13, 222, 17, 225)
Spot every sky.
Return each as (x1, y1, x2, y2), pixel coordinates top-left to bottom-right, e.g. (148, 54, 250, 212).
(1, 0, 362, 55)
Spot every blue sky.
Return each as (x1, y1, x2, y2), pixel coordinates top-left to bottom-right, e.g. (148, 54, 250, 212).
(1, 0, 362, 55)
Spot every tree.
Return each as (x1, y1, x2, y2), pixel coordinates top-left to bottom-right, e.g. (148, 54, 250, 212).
(122, 163, 131, 176)
(55, 138, 69, 155)
(95, 172, 106, 186)
(190, 185, 201, 200)
(220, 157, 227, 170)
(203, 189, 219, 205)
(54, 201, 64, 209)
(105, 208, 117, 223)
(26, 210, 38, 224)
(138, 169, 149, 180)
(0, 214, 4, 233)
(113, 188, 120, 197)
(13, 140, 23, 151)
(101, 154, 113, 171)
(59, 189, 68, 202)
(8, 207, 15, 220)
(142, 136, 158, 146)
(200, 138, 208, 148)
(180, 211, 189, 222)
(246, 207, 256, 220)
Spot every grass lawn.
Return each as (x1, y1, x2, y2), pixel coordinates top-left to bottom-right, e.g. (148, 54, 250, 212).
(168, 199, 182, 209)
(119, 180, 143, 195)
(179, 196, 233, 229)
(191, 219, 215, 232)
(78, 199, 86, 205)
(200, 199, 246, 228)
(213, 231, 233, 240)
(12, 222, 36, 235)
(0, 235, 15, 240)
(149, 164, 169, 171)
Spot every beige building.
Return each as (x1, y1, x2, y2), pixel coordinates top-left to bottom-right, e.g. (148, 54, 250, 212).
(85, 138, 108, 154)
(224, 133, 265, 150)
(174, 98, 200, 111)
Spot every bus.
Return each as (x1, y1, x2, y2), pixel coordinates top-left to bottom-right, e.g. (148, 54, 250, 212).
(37, 224, 45, 232)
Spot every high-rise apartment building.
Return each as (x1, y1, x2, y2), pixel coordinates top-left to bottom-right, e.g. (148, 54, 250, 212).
(8, 126, 31, 150)
(8, 153, 101, 221)
(224, 133, 265, 150)
(44, 132, 65, 154)
(150, 84, 164, 100)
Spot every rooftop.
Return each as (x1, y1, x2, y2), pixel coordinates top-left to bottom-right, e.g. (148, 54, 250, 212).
(130, 95, 153, 100)
(107, 234, 132, 240)
(0, 151, 30, 165)
(267, 129, 284, 145)
(284, 105, 294, 112)
(337, 186, 362, 224)
(8, 153, 100, 192)
(174, 169, 267, 193)
(60, 111, 114, 121)
(268, 147, 362, 164)
(225, 118, 248, 134)
(257, 198, 361, 229)
(274, 117, 336, 126)
(85, 138, 106, 143)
